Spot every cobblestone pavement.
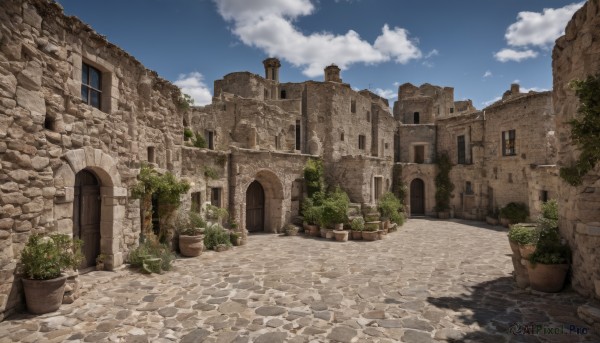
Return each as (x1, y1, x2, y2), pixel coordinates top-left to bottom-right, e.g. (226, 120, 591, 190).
(0, 218, 598, 343)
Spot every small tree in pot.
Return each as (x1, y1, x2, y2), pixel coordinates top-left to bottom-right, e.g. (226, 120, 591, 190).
(177, 210, 206, 257)
(350, 217, 365, 240)
(377, 192, 403, 231)
(19, 234, 84, 314)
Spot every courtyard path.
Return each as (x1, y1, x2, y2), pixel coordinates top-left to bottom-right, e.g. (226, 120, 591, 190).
(0, 218, 597, 343)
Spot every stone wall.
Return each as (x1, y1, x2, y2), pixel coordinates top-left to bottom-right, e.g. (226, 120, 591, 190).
(0, 0, 185, 319)
(398, 125, 436, 163)
(552, 0, 600, 299)
(326, 156, 393, 205)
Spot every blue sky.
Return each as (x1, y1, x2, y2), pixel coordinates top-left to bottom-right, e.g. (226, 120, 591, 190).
(56, 0, 584, 108)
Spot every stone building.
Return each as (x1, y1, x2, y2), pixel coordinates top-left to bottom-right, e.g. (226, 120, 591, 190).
(0, 0, 598, 322)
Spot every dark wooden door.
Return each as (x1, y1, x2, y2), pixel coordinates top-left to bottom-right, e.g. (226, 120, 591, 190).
(410, 178, 425, 215)
(73, 170, 101, 270)
(246, 181, 265, 232)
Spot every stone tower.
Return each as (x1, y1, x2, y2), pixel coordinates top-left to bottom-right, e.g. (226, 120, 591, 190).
(263, 57, 281, 82)
(324, 64, 342, 82)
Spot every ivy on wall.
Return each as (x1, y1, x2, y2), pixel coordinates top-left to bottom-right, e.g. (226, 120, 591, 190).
(559, 74, 600, 186)
(434, 152, 455, 212)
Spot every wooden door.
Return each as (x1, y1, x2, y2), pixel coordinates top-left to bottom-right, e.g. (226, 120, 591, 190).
(410, 178, 425, 215)
(246, 181, 265, 232)
(73, 170, 101, 270)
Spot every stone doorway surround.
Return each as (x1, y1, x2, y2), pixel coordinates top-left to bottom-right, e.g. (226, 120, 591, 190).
(53, 148, 126, 270)
(240, 170, 284, 233)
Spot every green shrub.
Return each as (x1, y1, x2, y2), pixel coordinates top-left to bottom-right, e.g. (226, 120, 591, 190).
(184, 127, 194, 139)
(203, 224, 232, 250)
(350, 217, 365, 231)
(529, 200, 571, 265)
(304, 158, 324, 198)
(508, 224, 539, 245)
(378, 192, 403, 220)
(390, 211, 406, 226)
(206, 204, 229, 223)
(128, 237, 175, 273)
(537, 199, 558, 231)
(320, 187, 349, 228)
(176, 210, 206, 236)
(20, 234, 84, 280)
(434, 153, 454, 212)
(499, 202, 529, 224)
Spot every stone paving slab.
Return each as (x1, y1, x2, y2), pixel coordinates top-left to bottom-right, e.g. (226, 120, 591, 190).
(0, 218, 598, 342)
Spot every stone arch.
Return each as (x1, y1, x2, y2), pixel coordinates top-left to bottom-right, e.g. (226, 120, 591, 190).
(410, 178, 425, 215)
(53, 148, 125, 270)
(242, 169, 284, 233)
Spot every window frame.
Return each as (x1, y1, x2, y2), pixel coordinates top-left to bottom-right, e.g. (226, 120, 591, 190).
(358, 135, 366, 150)
(502, 129, 516, 156)
(457, 135, 466, 164)
(81, 62, 102, 110)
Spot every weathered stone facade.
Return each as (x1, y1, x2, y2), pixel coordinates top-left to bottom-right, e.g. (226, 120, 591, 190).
(552, 0, 600, 301)
(1, 0, 598, 322)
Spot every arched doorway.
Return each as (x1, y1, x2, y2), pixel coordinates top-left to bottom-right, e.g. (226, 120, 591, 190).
(246, 181, 265, 232)
(410, 178, 425, 215)
(73, 170, 101, 270)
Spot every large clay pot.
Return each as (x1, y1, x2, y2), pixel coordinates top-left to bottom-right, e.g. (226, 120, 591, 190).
(519, 244, 536, 259)
(438, 212, 450, 219)
(22, 275, 68, 314)
(320, 227, 328, 238)
(351, 230, 363, 240)
(333, 230, 348, 242)
(508, 239, 520, 256)
(526, 263, 569, 292)
(486, 216, 499, 226)
(362, 231, 378, 241)
(381, 220, 390, 232)
(308, 225, 319, 237)
(333, 223, 344, 231)
(179, 235, 204, 257)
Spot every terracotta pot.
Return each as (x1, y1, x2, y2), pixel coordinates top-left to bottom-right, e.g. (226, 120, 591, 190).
(285, 227, 299, 236)
(325, 230, 335, 239)
(303, 222, 309, 231)
(526, 262, 569, 292)
(333, 230, 348, 242)
(22, 275, 68, 314)
(179, 235, 204, 257)
(486, 216, 499, 225)
(362, 231, 378, 241)
(519, 244, 536, 259)
(333, 223, 344, 231)
(308, 225, 319, 237)
(320, 227, 328, 238)
(508, 239, 520, 257)
(381, 220, 390, 232)
(377, 230, 387, 240)
(351, 230, 363, 240)
(438, 212, 450, 219)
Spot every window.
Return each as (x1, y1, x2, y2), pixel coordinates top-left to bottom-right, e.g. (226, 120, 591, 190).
(147, 147, 155, 163)
(211, 188, 222, 207)
(413, 112, 420, 124)
(44, 116, 56, 131)
(502, 130, 516, 156)
(374, 177, 383, 202)
(465, 181, 473, 195)
(540, 190, 549, 202)
(280, 90, 287, 99)
(340, 132, 344, 141)
(191, 192, 202, 212)
(366, 111, 371, 122)
(351, 99, 356, 113)
(275, 135, 281, 150)
(207, 130, 215, 150)
(358, 135, 366, 150)
(264, 89, 269, 99)
(81, 63, 102, 110)
(457, 135, 466, 164)
(450, 107, 454, 114)
(295, 120, 301, 150)
(414, 145, 425, 163)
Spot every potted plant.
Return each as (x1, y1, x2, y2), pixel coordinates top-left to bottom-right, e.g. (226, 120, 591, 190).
(96, 254, 108, 271)
(378, 192, 403, 232)
(177, 210, 205, 257)
(320, 187, 349, 237)
(206, 204, 229, 225)
(128, 236, 175, 274)
(526, 200, 570, 293)
(508, 223, 539, 259)
(499, 202, 528, 227)
(19, 234, 84, 314)
(302, 199, 321, 237)
(362, 222, 379, 241)
(204, 224, 232, 251)
(350, 217, 364, 240)
(284, 224, 300, 236)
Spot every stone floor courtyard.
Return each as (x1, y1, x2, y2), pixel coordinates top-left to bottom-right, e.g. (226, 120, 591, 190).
(0, 218, 598, 343)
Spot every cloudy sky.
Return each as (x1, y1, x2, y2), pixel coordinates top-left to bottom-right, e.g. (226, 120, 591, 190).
(57, 0, 584, 108)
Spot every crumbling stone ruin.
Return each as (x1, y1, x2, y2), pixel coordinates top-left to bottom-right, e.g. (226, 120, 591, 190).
(0, 0, 598, 322)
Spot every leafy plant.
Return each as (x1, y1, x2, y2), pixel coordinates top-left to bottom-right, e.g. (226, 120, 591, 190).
(20, 234, 84, 280)
(529, 199, 570, 265)
(560, 74, 600, 186)
(203, 224, 232, 250)
(204, 166, 219, 180)
(189, 131, 207, 148)
(304, 158, 325, 198)
(390, 211, 406, 226)
(378, 192, 403, 219)
(302, 198, 321, 225)
(206, 204, 229, 223)
(184, 127, 194, 140)
(128, 236, 175, 273)
(508, 224, 539, 245)
(499, 202, 529, 224)
(131, 164, 190, 240)
(320, 187, 350, 228)
(176, 210, 206, 236)
(350, 217, 365, 231)
(177, 93, 194, 111)
(392, 164, 407, 204)
(434, 152, 455, 212)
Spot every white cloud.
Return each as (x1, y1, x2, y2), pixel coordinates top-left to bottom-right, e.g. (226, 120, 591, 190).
(483, 70, 493, 78)
(494, 48, 538, 62)
(505, 3, 584, 48)
(482, 96, 501, 107)
(374, 88, 397, 99)
(513, 79, 520, 84)
(521, 86, 549, 93)
(424, 49, 439, 59)
(174, 72, 213, 106)
(214, 0, 422, 77)
(422, 61, 434, 68)
(393, 81, 400, 87)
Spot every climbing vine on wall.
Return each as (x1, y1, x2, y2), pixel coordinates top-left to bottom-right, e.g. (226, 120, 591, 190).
(559, 74, 600, 186)
(434, 152, 455, 212)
